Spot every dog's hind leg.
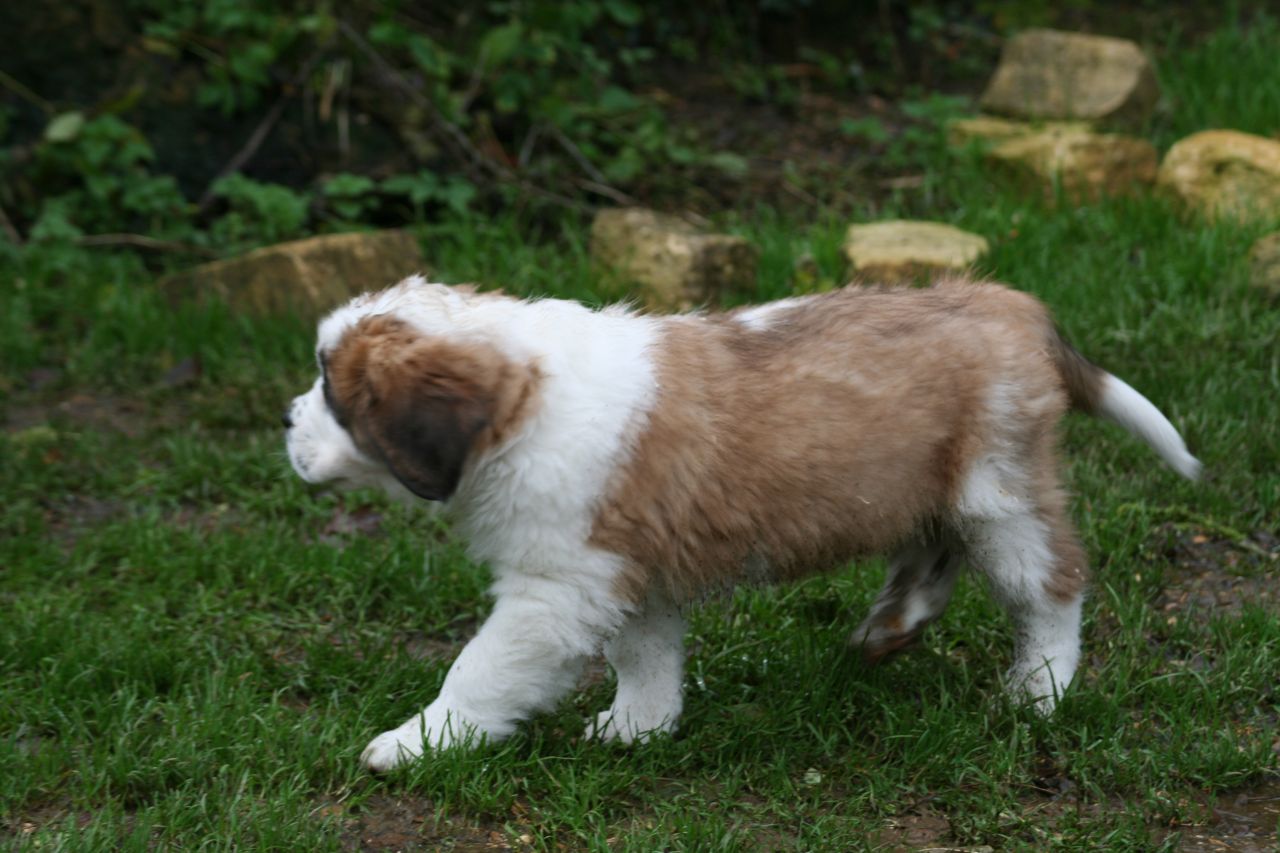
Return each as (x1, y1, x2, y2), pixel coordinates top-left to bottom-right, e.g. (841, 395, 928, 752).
(590, 590, 686, 744)
(957, 460, 1087, 713)
(852, 540, 962, 663)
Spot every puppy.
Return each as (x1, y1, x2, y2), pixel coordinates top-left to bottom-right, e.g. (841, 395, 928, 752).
(284, 275, 1199, 771)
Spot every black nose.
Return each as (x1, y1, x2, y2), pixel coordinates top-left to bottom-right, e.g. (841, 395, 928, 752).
(281, 409, 294, 429)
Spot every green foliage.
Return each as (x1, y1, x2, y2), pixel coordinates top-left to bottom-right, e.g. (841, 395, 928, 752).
(380, 170, 476, 218)
(1150, 10, 1280, 147)
(320, 173, 379, 224)
(878, 93, 970, 169)
(209, 174, 310, 248)
(1, 0, 772, 253)
(839, 116, 892, 144)
(27, 113, 188, 241)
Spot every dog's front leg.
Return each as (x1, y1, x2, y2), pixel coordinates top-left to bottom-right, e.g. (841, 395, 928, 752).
(361, 587, 607, 771)
(590, 590, 686, 743)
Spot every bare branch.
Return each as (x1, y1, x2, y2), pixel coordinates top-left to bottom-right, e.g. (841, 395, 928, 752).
(574, 178, 639, 207)
(517, 123, 544, 169)
(545, 124, 638, 206)
(546, 124, 608, 187)
(0, 69, 53, 113)
(76, 233, 219, 257)
(338, 19, 492, 178)
(0, 203, 22, 246)
(196, 51, 327, 213)
(337, 19, 594, 213)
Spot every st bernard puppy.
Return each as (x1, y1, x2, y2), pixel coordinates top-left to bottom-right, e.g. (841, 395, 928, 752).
(284, 274, 1199, 771)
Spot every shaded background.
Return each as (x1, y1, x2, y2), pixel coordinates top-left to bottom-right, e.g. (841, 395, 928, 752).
(0, 0, 1259, 257)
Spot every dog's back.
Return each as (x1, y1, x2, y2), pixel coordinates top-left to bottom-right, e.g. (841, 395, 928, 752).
(593, 282, 1070, 600)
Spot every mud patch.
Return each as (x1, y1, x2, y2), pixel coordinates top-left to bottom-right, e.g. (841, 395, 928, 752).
(870, 808, 955, 850)
(1152, 524, 1280, 623)
(862, 775, 1280, 852)
(3, 800, 150, 848)
(42, 496, 260, 552)
(315, 503, 387, 549)
(333, 795, 535, 852)
(3, 392, 185, 438)
(1167, 780, 1280, 852)
(398, 630, 468, 662)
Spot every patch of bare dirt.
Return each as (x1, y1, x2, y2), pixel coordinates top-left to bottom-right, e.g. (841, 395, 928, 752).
(37, 494, 258, 552)
(2, 800, 153, 848)
(1165, 778, 1280, 853)
(3, 391, 186, 438)
(332, 795, 536, 852)
(1018, 776, 1280, 853)
(860, 773, 1280, 852)
(1152, 524, 1280, 623)
(398, 630, 468, 662)
(314, 503, 388, 549)
(870, 808, 957, 850)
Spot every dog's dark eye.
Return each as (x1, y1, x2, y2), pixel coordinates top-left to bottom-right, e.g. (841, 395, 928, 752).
(322, 370, 337, 411)
(321, 368, 351, 429)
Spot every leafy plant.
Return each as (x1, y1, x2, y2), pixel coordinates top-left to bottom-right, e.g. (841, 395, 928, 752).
(380, 171, 476, 218)
(27, 113, 189, 242)
(209, 174, 310, 248)
(839, 116, 892, 144)
(319, 173, 378, 224)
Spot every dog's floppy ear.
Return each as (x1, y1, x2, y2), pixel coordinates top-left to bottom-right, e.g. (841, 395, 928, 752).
(366, 368, 492, 501)
(326, 315, 534, 502)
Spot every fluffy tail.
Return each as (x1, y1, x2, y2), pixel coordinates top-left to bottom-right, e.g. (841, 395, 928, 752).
(1048, 329, 1201, 480)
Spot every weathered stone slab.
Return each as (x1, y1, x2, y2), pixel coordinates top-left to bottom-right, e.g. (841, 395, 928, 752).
(980, 29, 1159, 124)
(1157, 130, 1280, 223)
(162, 230, 426, 317)
(987, 127, 1158, 199)
(590, 208, 758, 310)
(1248, 233, 1280, 298)
(947, 115, 1091, 147)
(843, 221, 988, 282)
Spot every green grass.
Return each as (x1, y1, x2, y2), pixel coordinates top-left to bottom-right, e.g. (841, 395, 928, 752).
(4, 20, 1280, 853)
(1150, 10, 1280, 147)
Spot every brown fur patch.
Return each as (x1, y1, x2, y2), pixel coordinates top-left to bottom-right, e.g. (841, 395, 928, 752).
(1032, 447, 1091, 603)
(591, 282, 1078, 604)
(325, 315, 541, 500)
(1047, 329, 1107, 415)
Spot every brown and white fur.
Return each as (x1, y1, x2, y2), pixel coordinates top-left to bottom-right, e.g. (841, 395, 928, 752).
(283, 275, 1199, 771)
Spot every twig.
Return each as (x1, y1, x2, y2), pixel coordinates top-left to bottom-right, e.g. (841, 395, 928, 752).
(876, 0, 907, 81)
(196, 50, 325, 213)
(509, 177, 594, 213)
(547, 122, 640, 206)
(339, 19, 490, 178)
(0, 69, 53, 113)
(338, 19, 592, 213)
(517, 123, 544, 169)
(781, 178, 820, 207)
(546, 123, 609, 185)
(574, 178, 639, 207)
(0, 203, 22, 246)
(75, 233, 219, 257)
(455, 50, 489, 117)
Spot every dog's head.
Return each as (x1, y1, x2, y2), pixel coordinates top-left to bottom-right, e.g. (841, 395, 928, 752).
(284, 283, 540, 502)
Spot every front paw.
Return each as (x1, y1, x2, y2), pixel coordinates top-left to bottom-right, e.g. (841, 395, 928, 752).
(361, 723, 424, 772)
(587, 708, 677, 745)
(360, 707, 487, 772)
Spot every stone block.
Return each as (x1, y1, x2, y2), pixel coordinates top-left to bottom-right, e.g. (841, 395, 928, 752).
(1158, 130, 1280, 223)
(162, 230, 426, 318)
(843, 221, 988, 282)
(590, 208, 759, 310)
(980, 29, 1159, 124)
